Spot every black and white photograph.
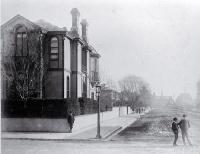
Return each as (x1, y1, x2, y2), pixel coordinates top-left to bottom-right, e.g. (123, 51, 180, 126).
(1, 0, 200, 153)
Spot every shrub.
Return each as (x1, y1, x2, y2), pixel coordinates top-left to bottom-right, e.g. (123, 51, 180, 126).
(1, 98, 79, 118)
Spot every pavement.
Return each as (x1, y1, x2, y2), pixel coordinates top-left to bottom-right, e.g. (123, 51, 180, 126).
(2, 107, 146, 141)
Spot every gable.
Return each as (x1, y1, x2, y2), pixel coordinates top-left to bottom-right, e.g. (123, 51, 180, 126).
(1, 15, 41, 34)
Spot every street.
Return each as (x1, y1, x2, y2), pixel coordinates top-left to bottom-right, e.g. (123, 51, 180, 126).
(2, 104, 200, 154)
(1, 0, 200, 154)
(112, 104, 200, 145)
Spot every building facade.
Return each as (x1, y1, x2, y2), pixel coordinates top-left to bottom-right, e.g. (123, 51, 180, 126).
(1, 8, 100, 100)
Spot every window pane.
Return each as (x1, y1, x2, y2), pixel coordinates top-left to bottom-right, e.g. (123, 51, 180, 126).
(51, 37, 57, 41)
(51, 48, 58, 53)
(49, 37, 59, 68)
(51, 42, 58, 47)
(16, 34, 22, 56)
(17, 34, 22, 38)
(51, 37, 58, 47)
(23, 34, 27, 38)
(50, 54, 58, 59)
(23, 34, 28, 56)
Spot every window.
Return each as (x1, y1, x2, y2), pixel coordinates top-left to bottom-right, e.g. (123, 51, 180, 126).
(91, 58, 98, 72)
(91, 92, 94, 100)
(82, 75, 87, 96)
(67, 76, 70, 98)
(82, 50, 87, 73)
(16, 26, 28, 56)
(50, 37, 59, 68)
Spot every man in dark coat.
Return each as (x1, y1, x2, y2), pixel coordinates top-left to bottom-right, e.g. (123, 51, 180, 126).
(172, 117, 179, 146)
(178, 114, 192, 145)
(68, 111, 75, 133)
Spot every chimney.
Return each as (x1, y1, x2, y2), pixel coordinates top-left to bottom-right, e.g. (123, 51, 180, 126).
(71, 8, 80, 35)
(80, 19, 88, 43)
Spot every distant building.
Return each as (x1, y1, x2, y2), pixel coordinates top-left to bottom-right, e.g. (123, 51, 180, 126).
(100, 84, 120, 110)
(1, 8, 100, 100)
(153, 94, 175, 105)
(175, 93, 194, 106)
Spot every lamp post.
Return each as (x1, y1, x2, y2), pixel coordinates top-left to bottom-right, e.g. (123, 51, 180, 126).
(96, 84, 101, 139)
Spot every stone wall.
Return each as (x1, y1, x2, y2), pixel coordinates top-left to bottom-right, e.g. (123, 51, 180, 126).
(1, 118, 70, 132)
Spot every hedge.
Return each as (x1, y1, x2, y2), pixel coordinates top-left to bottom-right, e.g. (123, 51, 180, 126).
(1, 98, 99, 118)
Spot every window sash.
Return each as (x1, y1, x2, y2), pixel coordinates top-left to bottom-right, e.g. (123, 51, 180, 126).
(49, 37, 59, 68)
(16, 33, 28, 57)
(50, 54, 58, 60)
(50, 48, 58, 53)
(16, 34, 22, 56)
(51, 42, 58, 47)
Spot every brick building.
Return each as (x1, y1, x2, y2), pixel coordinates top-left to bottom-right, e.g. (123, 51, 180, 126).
(1, 8, 100, 100)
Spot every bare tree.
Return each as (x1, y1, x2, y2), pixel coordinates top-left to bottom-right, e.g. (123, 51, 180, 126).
(1, 31, 48, 100)
(118, 75, 152, 110)
(118, 79, 127, 105)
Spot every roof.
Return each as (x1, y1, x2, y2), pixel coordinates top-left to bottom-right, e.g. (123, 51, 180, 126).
(1, 14, 41, 31)
(1, 14, 100, 56)
(89, 45, 101, 58)
(35, 19, 66, 32)
(1, 14, 66, 33)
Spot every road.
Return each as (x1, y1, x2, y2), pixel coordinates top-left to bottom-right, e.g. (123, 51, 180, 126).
(112, 104, 200, 145)
(2, 104, 200, 154)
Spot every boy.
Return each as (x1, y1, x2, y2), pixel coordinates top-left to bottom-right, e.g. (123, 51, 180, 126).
(172, 117, 179, 146)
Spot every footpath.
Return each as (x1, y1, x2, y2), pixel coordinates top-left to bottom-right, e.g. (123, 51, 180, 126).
(2, 107, 149, 141)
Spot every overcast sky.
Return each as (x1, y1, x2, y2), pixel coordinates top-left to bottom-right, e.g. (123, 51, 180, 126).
(1, 0, 200, 98)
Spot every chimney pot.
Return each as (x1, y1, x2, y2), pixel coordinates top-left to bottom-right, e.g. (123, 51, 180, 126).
(71, 8, 80, 35)
(81, 19, 88, 26)
(71, 8, 80, 16)
(80, 19, 89, 43)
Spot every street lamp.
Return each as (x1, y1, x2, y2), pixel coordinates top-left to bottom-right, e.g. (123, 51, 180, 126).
(96, 84, 101, 139)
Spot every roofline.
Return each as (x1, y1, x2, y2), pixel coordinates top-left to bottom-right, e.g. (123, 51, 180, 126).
(1, 14, 41, 30)
(46, 31, 67, 35)
(1, 14, 66, 33)
(73, 37, 85, 45)
(81, 43, 101, 58)
(65, 32, 73, 40)
(91, 53, 101, 58)
(89, 45, 101, 57)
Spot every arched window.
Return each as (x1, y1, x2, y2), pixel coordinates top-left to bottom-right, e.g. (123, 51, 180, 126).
(16, 26, 28, 56)
(49, 37, 59, 68)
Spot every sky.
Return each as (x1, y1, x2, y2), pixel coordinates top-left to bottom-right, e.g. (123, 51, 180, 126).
(1, 0, 200, 98)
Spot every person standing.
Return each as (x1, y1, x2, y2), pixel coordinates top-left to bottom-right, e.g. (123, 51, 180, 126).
(178, 114, 192, 146)
(171, 117, 179, 146)
(67, 111, 75, 133)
